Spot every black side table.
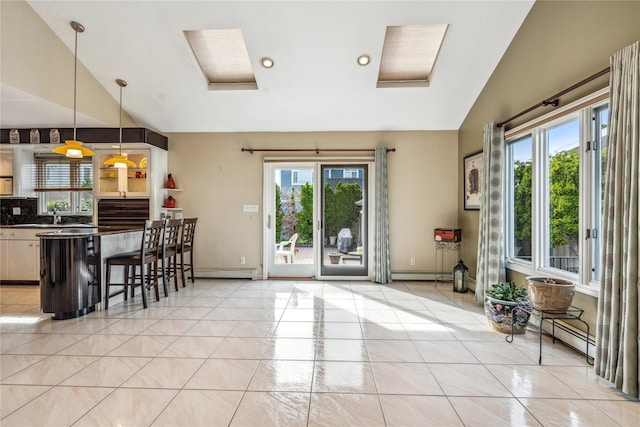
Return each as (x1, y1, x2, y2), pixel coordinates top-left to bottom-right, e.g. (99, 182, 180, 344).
(507, 304, 593, 365)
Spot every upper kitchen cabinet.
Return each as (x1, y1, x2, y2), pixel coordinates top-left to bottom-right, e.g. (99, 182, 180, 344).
(1, 127, 168, 205)
(95, 150, 150, 197)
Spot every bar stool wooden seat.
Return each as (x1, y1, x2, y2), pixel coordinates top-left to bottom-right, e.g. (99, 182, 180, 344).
(177, 218, 198, 286)
(105, 220, 164, 309)
(161, 218, 182, 294)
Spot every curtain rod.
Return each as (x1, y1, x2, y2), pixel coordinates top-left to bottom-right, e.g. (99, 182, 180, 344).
(496, 66, 610, 128)
(241, 148, 396, 154)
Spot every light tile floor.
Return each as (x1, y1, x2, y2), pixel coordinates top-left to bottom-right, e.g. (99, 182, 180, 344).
(1, 280, 638, 426)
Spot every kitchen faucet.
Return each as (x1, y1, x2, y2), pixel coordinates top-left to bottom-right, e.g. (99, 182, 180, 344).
(52, 208, 61, 225)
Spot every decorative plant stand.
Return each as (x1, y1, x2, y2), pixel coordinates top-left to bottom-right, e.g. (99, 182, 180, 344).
(434, 241, 460, 285)
(507, 304, 593, 365)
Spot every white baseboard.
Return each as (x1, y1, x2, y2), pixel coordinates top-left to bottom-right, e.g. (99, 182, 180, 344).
(195, 268, 257, 280)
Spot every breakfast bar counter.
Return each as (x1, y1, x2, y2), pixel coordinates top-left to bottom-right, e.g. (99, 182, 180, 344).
(38, 226, 143, 319)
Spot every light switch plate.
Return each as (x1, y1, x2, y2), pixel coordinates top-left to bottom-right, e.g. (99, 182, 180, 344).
(12, 207, 20, 215)
(243, 204, 259, 213)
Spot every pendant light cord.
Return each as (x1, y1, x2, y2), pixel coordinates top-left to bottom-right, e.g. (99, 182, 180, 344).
(119, 83, 123, 155)
(70, 21, 84, 142)
(73, 26, 78, 141)
(115, 79, 127, 156)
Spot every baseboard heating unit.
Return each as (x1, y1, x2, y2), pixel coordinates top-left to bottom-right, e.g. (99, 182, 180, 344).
(391, 271, 439, 281)
(528, 315, 597, 361)
(195, 268, 257, 280)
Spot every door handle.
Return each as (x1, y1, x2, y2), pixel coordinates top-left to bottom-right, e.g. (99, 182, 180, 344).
(267, 214, 271, 229)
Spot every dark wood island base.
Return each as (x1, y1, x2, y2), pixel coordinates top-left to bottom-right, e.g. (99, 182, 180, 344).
(38, 227, 143, 319)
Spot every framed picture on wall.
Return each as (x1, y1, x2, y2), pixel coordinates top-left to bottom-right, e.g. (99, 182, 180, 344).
(464, 151, 483, 210)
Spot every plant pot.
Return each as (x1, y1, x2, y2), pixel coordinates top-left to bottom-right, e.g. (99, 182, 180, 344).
(329, 253, 341, 264)
(484, 296, 531, 334)
(329, 236, 337, 245)
(526, 276, 575, 311)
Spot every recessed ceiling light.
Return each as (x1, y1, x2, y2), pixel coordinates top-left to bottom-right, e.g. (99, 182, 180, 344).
(357, 54, 370, 66)
(261, 57, 274, 68)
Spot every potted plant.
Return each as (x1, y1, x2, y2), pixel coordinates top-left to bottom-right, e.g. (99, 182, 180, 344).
(484, 281, 531, 334)
(526, 276, 575, 311)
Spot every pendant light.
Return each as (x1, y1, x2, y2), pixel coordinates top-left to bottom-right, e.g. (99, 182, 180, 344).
(52, 21, 95, 158)
(104, 79, 136, 168)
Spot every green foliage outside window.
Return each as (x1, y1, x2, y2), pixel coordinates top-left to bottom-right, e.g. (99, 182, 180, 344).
(325, 182, 362, 237)
(296, 183, 314, 243)
(46, 199, 70, 212)
(513, 160, 532, 242)
(334, 182, 362, 233)
(549, 150, 579, 252)
(513, 151, 580, 254)
(324, 183, 337, 237)
(275, 184, 282, 241)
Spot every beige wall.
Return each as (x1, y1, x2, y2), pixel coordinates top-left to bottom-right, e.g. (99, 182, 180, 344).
(459, 1, 640, 326)
(1, 0, 135, 127)
(167, 131, 458, 278)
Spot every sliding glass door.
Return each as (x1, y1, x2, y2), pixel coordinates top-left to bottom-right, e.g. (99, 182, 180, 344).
(320, 164, 368, 277)
(264, 161, 369, 279)
(265, 163, 316, 278)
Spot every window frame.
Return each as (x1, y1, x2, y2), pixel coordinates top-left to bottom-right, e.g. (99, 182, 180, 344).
(35, 155, 93, 216)
(504, 88, 608, 297)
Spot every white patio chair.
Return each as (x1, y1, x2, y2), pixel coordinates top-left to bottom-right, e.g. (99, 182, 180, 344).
(275, 233, 298, 263)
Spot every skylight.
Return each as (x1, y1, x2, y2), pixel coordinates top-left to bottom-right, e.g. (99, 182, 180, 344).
(184, 29, 258, 90)
(377, 24, 448, 88)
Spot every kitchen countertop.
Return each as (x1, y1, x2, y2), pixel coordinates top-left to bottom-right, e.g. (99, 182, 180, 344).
(36, 226, 143, 238)
(1, 223, 95, 229)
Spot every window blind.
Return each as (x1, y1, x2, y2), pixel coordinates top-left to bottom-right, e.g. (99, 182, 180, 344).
(34, 154, 93, 192)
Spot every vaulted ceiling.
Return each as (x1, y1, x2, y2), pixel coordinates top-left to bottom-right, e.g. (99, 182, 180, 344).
(3, 1, 534, 133)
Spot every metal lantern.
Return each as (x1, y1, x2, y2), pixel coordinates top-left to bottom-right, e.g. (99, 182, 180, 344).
(453, 259, 469, 293)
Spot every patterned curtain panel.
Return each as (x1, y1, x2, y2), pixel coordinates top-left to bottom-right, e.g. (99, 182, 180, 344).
(595, 40, 640, 398)
(474, 123, 506, 302)
(373, 147, 392, 283)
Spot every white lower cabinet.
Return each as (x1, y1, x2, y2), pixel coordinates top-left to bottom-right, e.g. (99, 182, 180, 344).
(0, 238, 9, 281)
(0, 228, 42, 282)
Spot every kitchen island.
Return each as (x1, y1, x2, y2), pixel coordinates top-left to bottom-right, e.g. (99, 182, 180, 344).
(38, 226, 143, 319)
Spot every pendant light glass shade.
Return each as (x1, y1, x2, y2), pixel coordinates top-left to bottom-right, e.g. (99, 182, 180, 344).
(104, 79, 135, 169)
(52, 140, 94, 158)
(54, 21, 95, 158)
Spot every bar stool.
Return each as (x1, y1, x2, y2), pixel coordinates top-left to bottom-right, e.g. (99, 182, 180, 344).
(161, 218, 182, 294)
(177, 218, 198, 286)
(104, 220, 164, 309)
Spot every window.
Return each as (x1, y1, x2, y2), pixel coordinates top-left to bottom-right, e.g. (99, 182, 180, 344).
(34, 155, 93, 215)
(377, 24, 448, 88)
(546, 118, 580, 274)
(590, 105, 608, 282)
(508, 135, 533, 262)
(184, 29, 258, 91)
(505, 91, 608, 295)
(344, 169, 360, 179)
(291, 169, 312, 185)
